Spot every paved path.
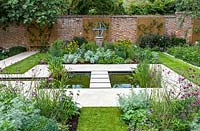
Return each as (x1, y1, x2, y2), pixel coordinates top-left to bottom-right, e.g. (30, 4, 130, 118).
(90, 71, 111, 88)
(0, 51, 38, 69)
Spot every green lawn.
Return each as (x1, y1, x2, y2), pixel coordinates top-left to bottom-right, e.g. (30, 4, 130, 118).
(77, 107, 128, 131)
(2, 53, 46, 74)
(158, 52, 200, 85)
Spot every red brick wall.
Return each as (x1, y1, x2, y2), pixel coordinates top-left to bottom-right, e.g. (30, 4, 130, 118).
(110, 16, 137, 42)
(0, 25, 28, 48)
(0, 14, 193, 48)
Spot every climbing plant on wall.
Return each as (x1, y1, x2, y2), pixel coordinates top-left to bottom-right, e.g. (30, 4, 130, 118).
(176, 0, 200, 44)
(0, 0, 67, 49)
(136, 17, 164, 41)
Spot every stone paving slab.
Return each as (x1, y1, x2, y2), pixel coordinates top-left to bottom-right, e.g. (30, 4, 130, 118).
(90, 79, 110, 83)
(67, 88, 162, 107)
(91, 74, 109, 79)
(91, 71, 108, 75)
(90, 83, 111, 88)
(0, 51, 38, 69)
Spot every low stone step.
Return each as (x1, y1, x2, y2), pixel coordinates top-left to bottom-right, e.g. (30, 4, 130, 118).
(91, 71, 108, 75)
(90, 78, 110, 83)
(90, 83, 111, 88)
(91, 75, 109, 79)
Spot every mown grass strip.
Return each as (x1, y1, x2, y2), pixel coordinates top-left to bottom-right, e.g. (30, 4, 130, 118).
(77, 107, 128, 131)
(2, 53, 46, 74)
(158, 52, 200, 85)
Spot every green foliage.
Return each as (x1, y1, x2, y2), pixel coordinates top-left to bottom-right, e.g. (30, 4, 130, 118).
(139, 33, 186, 51)
(47, 56, 68, 88)
(114, 40, 134, 59)
(118, 90, 149, 130)
(176, 0, 200, 18)
(103, 42, 115, 50)
(149, 82, 200, 131)
(130, 60, 162, 88)
(7, 46, 27, 57)
(0, 0, 67, 29)
(73, 36, 88, 47)
(167, 45, 200, 67)
(0, 46, 26, 60)
(64, 53, 81, 64)
(37, 56, 80, 125)
(127, 0, 176, 15)
(0, 84, 59, 131)
(70, 0, 125, 15)
(119, 91, 149, 113)
(190, 113, 200, 131)
(47, 39, 159, 64)
(81, 42, 98, 52)
(34, 89, 79, 125)
(48, 39, 64, 57)
(23, 115, 60, 131)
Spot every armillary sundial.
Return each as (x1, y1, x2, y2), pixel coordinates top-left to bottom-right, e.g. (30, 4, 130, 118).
(93, 22, 107, 47)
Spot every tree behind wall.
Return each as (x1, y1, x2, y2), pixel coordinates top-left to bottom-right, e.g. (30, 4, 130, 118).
(68, 0, 125, 15)
(0, 0, 68, 49)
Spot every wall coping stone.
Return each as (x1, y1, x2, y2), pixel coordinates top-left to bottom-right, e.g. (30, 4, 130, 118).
(58, 15, 176, 19)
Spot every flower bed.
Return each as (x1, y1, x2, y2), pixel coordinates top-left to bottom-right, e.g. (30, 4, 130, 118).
(48, 39, 159, 64)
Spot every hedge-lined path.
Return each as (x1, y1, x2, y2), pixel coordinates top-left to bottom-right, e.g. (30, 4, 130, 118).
(0, 51, 38, 69)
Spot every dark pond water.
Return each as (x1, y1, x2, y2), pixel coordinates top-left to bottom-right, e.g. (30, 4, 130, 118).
(109, 72, 133, 88)
(67, 72, 90, 88)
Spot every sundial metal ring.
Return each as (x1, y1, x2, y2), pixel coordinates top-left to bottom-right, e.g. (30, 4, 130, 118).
(93, 22, 107, 47)
(93, 22, 107, 38)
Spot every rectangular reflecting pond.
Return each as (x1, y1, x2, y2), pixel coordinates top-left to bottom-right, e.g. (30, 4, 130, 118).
(67, 72, 90, 88)
(109, 71, 133, 88)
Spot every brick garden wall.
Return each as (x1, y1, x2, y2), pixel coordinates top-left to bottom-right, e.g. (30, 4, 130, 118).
(0, 14, 193, 48)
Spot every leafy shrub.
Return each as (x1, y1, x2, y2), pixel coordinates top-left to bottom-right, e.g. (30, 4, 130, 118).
(112, 56, 125, 64)
(8, 46, 27, 56)
(81, 42, 98, 51)
(139, 33, 186, 51)
(139, 33, 170, 51)
(0, 46, 26, 60)
(23, 115, 60, 131)
(73, 36, 88, 46)
(118, 90, 149, 130)
(48, 39, 64, 57)
(103, 42, 114, 50)
(170, 34, 187, 46)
